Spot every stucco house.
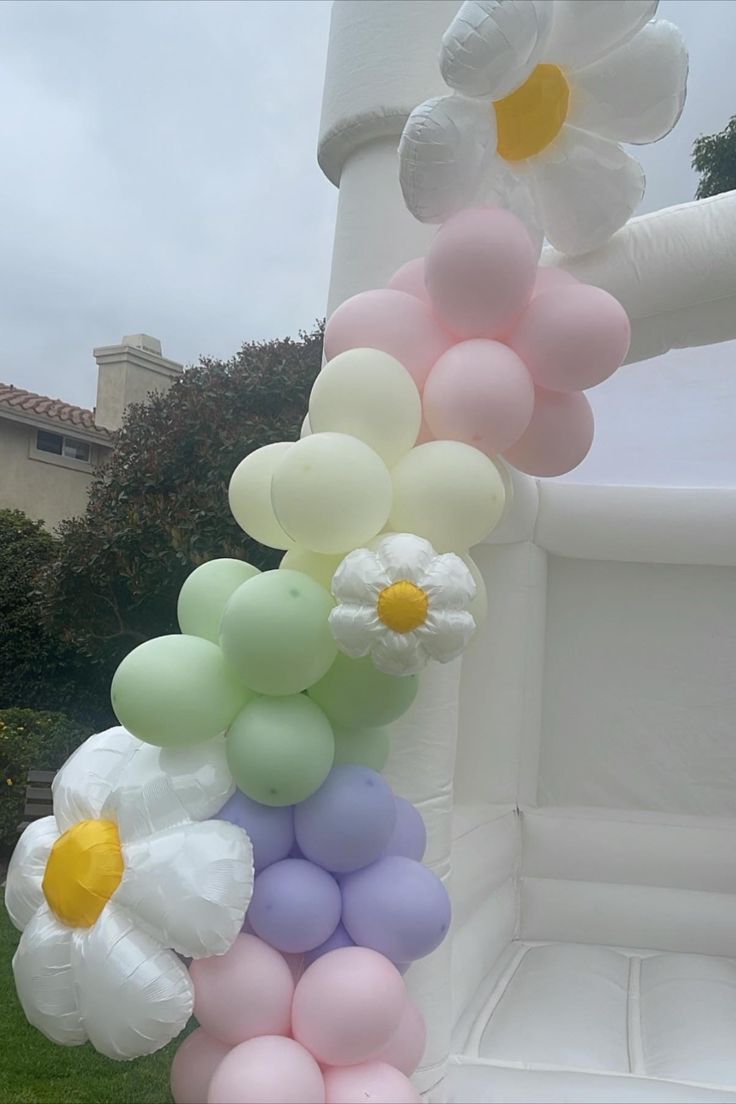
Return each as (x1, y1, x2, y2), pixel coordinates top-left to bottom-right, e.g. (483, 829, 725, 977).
(0, 334, 182, 529)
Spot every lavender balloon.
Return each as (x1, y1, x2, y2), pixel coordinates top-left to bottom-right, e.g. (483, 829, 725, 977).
(342, 856, 451, 962)
(303, 922, 355, 966)
(217, 789, 294, 871)
(294, 765, 396, 873)
(382, 797, 427, 861)
(248, 858, 341, 954)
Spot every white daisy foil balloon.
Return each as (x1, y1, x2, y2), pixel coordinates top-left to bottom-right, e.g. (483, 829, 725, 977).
(399, 0, 688, 255)
(5, 727, 253, 1060)
(329, 533, 477, 677)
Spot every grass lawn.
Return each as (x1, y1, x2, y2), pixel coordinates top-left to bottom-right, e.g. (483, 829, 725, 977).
(0, 907, 176, 1104)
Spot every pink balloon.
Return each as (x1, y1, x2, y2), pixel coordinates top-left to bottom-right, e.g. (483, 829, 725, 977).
(387, 259, 431, 304)
(292, 947, 406, 1066)
(510, 284, 630, 392)
(425, 207, 537, 340)
(171, 1029, 230, 1104)
(372, 999, 426, 1075)
(423, 339, 534, 457)
(207, 1037, 325, 1104)
(531, 266, 578, 298)
(324, 289, 453, 389)
(503, 388, 594, 477)
(323, 1062, 421, 1104)
(190, 934, 294, 1046)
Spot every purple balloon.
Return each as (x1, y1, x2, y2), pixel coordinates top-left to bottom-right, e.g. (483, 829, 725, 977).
(341, 856, 451, 963)
(382, 797, 427, 861)
(303, 922, 355, 966)
(247, 858, 341, 954)
(217, 790, 294, 871)
(294, 765, 396, 873)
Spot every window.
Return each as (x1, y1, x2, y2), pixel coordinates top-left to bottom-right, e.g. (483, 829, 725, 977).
(36, 429, 91, 463)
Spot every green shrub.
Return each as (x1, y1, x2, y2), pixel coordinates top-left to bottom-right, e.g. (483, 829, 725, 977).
(0, 709, 89, 857)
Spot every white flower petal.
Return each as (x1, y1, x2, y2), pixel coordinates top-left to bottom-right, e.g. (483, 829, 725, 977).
(369, 633, 427, 678)
(73, 902, 193, 1060)
(477, 158, 545, 256)
(529, 125, 644, 255)
(441, 0, 554, 99)
(374, 533, 436, 582)
(568, 20, 688, 145)
(116, 821, 253, 959)
(543, 0, 659, 70)
(13, 906, 86, 1046)
(101, 734, 234, 843)
(53, 726, 138, 831)
(329, 604, 383, 658)
(400, 93, 496, 224)
(5, 817, 60, 931)
(416, 610, 478, 663)
(419, 554, 477, 610)
(331, 548, 389, 602)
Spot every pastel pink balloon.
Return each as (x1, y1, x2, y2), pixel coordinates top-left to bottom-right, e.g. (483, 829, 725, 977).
(425, 207, 537, 340)
(531, 266, 578, 298)
(510, 284, 630, 392)
(190, 934, 294, 1046)
(373, 999, 426, 1075)
(503, 388, 594, 477)
(323, 1062, 421, 1104)
(171, 1029, 230, 1104)
(207, 1037, 325, 1104)
(292, 947, 406, 1066)
(387, 258, 431, 304)
(324, 289, 453, 389)
(423, 339, 534, 457)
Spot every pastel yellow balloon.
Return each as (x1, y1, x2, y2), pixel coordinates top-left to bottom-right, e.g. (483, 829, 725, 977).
(280, 548, 344, 592)
(389, 441, 506, 552)
(271, 433, 392, 555)
(310, 348, 421, 466)
(229, 443, 295, 550)
(461, 552, 488, 628)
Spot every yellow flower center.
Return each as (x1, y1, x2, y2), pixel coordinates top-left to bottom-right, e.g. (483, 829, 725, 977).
(377, 580, 429, 634)
(43, 819, 124, 928)
(493, 64, 569, 162)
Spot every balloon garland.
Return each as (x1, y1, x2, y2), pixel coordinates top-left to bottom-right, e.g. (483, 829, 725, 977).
(4, 3, 688, 1103)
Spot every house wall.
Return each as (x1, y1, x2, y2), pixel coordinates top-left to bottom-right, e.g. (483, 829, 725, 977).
(0, 418, 104, 530)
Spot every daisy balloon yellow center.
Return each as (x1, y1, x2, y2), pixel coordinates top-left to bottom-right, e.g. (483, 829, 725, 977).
(42, 819, 124, 928)
(493, 63, 569, 162)
(377, 580, 429, 633)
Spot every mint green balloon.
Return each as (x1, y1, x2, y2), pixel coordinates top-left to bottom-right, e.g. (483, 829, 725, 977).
(219, 569, 337, 696)
(111, 634, 250, 748)
(308, 654, 418, 729)
(333, 725, 390, 771)
(177, 558, 260, 643)
(227, 695, 335, 806)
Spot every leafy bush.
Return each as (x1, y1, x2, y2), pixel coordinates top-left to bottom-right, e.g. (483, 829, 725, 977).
(0, 709, 88, 857)
(692, 114, 736, 199)
(41, 325, 323, 680)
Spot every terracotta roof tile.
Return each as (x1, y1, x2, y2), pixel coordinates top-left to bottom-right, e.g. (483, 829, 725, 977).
(0, 383, 113, 439)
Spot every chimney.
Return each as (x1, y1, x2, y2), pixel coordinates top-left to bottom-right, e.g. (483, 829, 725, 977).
(93, 334, 183, 431)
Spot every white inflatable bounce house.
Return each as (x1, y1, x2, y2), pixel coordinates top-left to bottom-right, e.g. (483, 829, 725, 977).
(320, 3, 736, 1102)
(6, 3, 736, 1104)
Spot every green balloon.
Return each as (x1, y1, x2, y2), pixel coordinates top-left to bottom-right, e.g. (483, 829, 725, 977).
(227, 694, 335, 806)
(177, 558, 260, 643)
(333, 725, 390, 771)
(111, 634, 250, 748)
(220, 569, 337, 696)
(308, 654, 419, 729)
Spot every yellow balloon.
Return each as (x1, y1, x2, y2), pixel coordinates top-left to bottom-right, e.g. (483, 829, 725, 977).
(229, 443, 295, 550)
(309, 348, 421, 466)
(389, 441, 506, 552)
(280, 548, 344, 592)
(271, 433, 392, 555)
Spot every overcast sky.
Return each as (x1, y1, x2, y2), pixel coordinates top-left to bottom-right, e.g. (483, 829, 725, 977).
(0, 0, 734, 485)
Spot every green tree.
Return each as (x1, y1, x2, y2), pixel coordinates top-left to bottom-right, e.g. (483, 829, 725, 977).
(41, 326, 323, 686)
(692, 114, 736, 199)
